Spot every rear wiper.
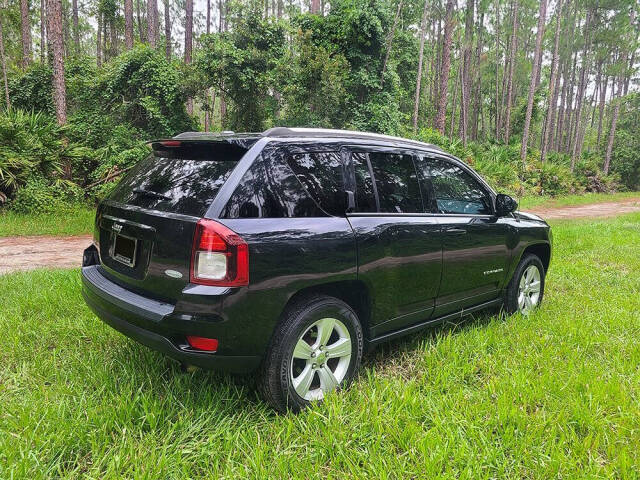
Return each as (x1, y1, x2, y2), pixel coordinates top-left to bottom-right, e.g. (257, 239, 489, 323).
(132, 188, 172, 201)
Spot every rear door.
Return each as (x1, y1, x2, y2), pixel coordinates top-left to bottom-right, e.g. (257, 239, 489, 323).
(345, 147, 443, 337)
(96, 141, 252, 302)
(416, 155, 511, 316)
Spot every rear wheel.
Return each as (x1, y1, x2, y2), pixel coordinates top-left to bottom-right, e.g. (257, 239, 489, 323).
(259, 295, 363, 413)
(505, 254, 545, 314)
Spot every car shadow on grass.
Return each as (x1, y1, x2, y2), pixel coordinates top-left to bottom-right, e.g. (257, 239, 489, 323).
(97, 306, 507, 415)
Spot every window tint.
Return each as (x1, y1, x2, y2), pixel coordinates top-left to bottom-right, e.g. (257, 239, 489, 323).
(427, 158, 492, 215)
(368, 152, 423, 213)
(351, 152, 377, 213)
(109, 151, 240, 217)
(222, 151, 322, 218)
(287, 152, 345, 216)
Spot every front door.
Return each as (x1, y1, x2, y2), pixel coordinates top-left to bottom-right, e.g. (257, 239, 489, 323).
(416, 155, 512, 316)
(345, 148, 443, 337)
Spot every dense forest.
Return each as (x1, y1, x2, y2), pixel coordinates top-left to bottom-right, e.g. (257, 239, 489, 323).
(0, 0, 638, 213)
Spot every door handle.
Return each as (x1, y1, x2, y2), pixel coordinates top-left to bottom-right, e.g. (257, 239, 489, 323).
(445, 228, 467, 235)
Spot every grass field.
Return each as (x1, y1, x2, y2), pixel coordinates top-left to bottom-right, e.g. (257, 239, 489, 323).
(1, 213, 640, 478)
(0, 208, 95, 237)
(518, 191, 640, 209)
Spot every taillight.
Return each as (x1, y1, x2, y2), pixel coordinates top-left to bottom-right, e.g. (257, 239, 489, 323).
(190, 219, 249, 287)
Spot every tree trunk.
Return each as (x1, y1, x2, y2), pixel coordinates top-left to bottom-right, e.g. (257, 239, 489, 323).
(109, 16, 117, 58)
(503, 0, 518, 144)
(459, 0, 474, 146)
(185, 0, 193, 64)
(206, 0, 210, 34)
(0, 12, 10, 109)
(381, 0, 403, 87)
(137, 0, 145, 43)
(434, 0, 455, 134)
(164, 0, 171, 59)
(277, 0, 283, 18)
(520, 0, 547, 163)
(471, 8, 483, 141)
(540, 0, 562, 163)
(40, 0, 46, 61)
(563, 51, 578, 153)
(125, 0, 134, 49)
(47, 0, 67, 126)
(311, 0, 320, 14)
(71, 0, 79, 52)
(219, 0, 223, 33)
(147, 0, 156, 47)
(570, 11, 592, 168)
(21, 0, 33, 66)
(603, 75, 623, 175)
(596, 72, 607, 146)
(494, 0, 500, 139)
(412, 0, 427, 132)
(185, 0, 193, 115)
(96, 11, 102, 67)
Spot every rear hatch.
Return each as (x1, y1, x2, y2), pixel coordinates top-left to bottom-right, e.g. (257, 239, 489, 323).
(95, 140, 255, 302)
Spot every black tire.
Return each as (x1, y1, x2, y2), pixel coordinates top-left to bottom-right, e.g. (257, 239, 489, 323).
(258, 295, 364, 413)
(504, 253, 546, 314)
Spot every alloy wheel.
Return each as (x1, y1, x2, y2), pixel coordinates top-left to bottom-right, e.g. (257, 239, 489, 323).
(290, 317, 352, 401)
(518, 264, 541, 314)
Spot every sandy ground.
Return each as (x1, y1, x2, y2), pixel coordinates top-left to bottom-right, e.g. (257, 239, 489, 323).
(1, 198, 639, 275)
(0, 235, 92, 275)
(527, 197, 640, 220)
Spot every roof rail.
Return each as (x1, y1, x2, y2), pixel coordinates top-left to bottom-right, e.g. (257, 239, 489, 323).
(262, 127, 442, 151)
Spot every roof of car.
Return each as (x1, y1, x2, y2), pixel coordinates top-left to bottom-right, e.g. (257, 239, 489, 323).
(172, 128, 442, 152)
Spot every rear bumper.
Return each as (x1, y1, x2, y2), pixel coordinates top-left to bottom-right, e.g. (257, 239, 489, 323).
(81, 265, 261, 373)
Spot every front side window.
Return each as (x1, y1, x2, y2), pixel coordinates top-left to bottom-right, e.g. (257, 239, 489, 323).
(368, 152, 423, 214)
(222, 151, 322, 218)
(426, 158, 492, 215)
(287, 152, 345, 216)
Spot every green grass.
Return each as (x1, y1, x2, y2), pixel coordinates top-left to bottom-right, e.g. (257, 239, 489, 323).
(519, 191, 640, 209)
(1, 214, 640, 478)
(0, 208, 95, 237)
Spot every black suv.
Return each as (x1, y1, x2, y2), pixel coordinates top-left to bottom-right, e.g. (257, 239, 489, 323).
(82, 128, 552, 412)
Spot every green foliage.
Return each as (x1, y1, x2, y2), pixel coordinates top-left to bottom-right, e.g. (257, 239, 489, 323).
(93, 46, 195, 137)
(276, 31, 350, 128)
(0, 110, 63, 195)
(8, 63, 54, 115)
(10, 175, 84, 214)
(196, 12, 287, 131)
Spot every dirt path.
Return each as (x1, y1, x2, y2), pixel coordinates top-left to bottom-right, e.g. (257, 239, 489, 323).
(1, 198, 639, 275)
(0, 235, 92, 275)
(527, 197, 640, 220)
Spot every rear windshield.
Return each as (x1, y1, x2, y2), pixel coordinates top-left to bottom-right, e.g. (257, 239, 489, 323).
(108, 143, 248, 216)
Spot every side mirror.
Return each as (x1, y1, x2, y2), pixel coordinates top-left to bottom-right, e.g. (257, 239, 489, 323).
(495, 193, 518, 216)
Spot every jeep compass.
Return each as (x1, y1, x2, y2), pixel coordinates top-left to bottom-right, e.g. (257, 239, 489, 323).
(81, 127, 552, 412)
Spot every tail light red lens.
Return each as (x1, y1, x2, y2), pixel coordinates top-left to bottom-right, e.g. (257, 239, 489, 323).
(190, 219, 249, 287)
(186, 336, 218, 352)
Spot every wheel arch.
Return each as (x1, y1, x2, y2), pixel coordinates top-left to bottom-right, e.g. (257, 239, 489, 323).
(281, 280, 372, 338)
(520, 242, 551, 273)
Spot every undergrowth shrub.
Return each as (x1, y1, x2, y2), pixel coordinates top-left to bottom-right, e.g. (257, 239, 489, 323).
(10, 176, 84, 214)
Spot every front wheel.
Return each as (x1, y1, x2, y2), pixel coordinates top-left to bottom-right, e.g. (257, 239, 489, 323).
(504, 254, 545, 314)
(258, 295, 363, 413)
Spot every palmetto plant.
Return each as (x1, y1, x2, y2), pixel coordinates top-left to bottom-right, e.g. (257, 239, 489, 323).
(0, 109, 64, 196)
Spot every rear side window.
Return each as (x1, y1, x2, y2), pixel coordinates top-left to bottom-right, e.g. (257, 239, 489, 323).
(108, 143, 247, 217)
(368, 152, 423, 213)
(352, 153, 377, 213)
(286, 152, 345, 216)
(426, 158, 492, 215)
(222, 151, 322, 218)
